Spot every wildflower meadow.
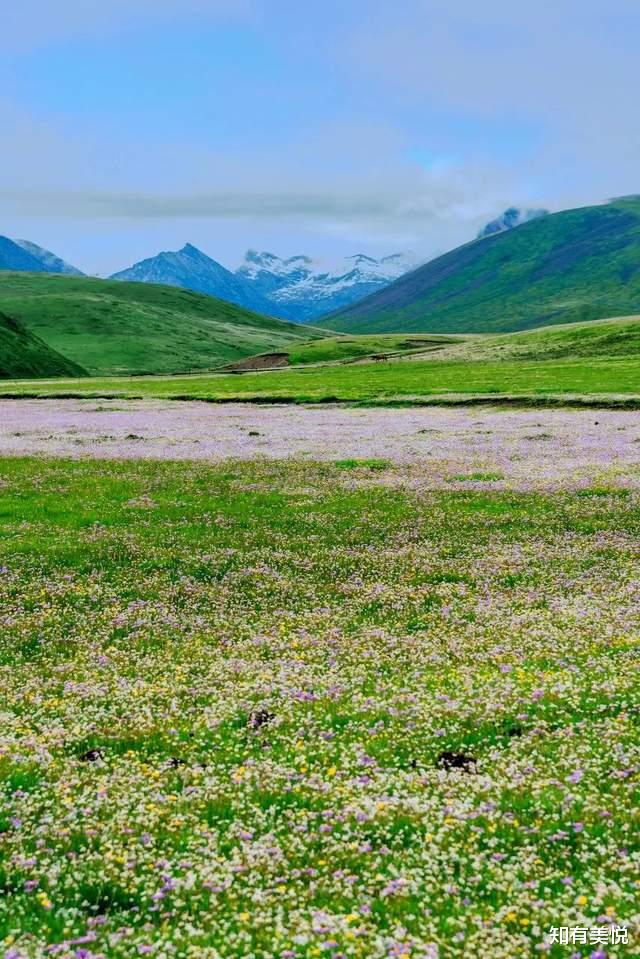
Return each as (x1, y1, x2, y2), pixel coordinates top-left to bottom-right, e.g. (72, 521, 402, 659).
(0, 450, 638, 958)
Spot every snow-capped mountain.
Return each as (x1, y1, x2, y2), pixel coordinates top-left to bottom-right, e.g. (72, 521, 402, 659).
(477, 207, 549, 239)
(110, 245, 419, 322)
(236, 250, 420, 321)
(12, 240, 84, 276)
(110, 243, 272, 314)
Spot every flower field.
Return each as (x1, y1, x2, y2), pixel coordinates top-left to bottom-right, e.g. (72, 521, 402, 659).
(0, 454, 638, 958)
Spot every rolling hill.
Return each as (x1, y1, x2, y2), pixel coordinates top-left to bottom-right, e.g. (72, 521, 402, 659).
(0, 311, 86, 379)
(410, 314, 640, 364)
(325, 197, 640, 334)
(0, 273, 323, 376)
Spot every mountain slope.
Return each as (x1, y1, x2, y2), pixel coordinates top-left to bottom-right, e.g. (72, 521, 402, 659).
(0, 236, 51, 273)
(324, 198, 640, 334)
(0, 311, 86, 379)
(111, 244, 273, 315)
(12, 240, 84, 276)
(0, 273, 323, 376)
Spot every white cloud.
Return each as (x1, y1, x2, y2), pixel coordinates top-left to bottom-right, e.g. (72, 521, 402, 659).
(344, 0, 640, 204)
(4, 0, 638, 270)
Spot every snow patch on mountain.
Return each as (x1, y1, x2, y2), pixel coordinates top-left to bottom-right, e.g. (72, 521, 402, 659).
(236, 249, 420, 320)
(109, 244, 420, 322)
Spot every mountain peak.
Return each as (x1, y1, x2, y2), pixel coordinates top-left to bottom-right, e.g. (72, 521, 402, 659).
(477, 207, 548, 239)
(109, 243, 416, 323)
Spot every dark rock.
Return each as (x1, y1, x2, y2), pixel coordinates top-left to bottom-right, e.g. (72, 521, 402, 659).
(437, 750, 477, 772)
(249, 708, 275, 731)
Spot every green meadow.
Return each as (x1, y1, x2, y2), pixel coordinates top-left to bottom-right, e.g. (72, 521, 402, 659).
(3, 355, 640, 405)
(0, 456, 638, 957)
(4, 316, 639, 406)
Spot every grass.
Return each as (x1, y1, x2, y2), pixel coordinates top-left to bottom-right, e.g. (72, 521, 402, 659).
(2, 354, 640, 406)
(0, 311, 85, 379)
(426, 314, 640, 363)
(283, 333, 461, 365)
(0, 272, 323, 376)
(325, 196, 640, 334)
(0, 456, 638, 957)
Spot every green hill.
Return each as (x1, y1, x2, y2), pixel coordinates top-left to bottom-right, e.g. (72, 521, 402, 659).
(0, 272, 322, 376)
(423, 314, 640, 364)
(0, 311, 86, 379)
(325, 197, 640, 334)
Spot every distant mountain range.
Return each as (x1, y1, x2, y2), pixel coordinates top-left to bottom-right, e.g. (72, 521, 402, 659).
(111, 245, 419, 321)
(0, 236, 83, 275)
(110, 243, 273, 315)
(7, 197, 639, 339)
(324, 197, 640, 334)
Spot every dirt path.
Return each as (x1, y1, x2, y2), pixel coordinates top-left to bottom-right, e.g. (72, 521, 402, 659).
(1, 398, 639, 490)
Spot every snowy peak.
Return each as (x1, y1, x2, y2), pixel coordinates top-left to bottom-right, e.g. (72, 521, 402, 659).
(235, 249, 420, 320)
(110, 243, 273, 314)
(238, 250, 314, 282)
(109, 244, 418, 323)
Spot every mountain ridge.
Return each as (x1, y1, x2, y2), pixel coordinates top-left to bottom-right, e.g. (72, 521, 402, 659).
(111, 245, 418, 321)
(12, 240, 84, 276)
(477, 206, 549, 238)
(323, 198, 640, 334)
(110, 243, 275, 316)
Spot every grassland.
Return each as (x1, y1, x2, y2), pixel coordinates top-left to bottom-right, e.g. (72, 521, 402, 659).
(2, 355, 639, 406)
(325, 197, 640, 334)
(3, 315, 638, 406)
(282, 333, 461, 366)
(0, 456, 638, 957)
(423, 315, 640, 363)
(0, 273, 322, 376)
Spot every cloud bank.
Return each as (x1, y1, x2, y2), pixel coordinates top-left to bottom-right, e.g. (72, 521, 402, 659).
(2, 0, 639, 271)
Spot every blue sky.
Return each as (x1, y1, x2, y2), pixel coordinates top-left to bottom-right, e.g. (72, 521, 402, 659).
(2, 0, 639, 274)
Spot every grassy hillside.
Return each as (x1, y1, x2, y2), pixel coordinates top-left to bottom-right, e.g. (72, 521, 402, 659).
(0, 273, 322, 376)
(325, 197, 640, 334)
(0, 311, 86, 379)
(413, 314, 640, 364)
